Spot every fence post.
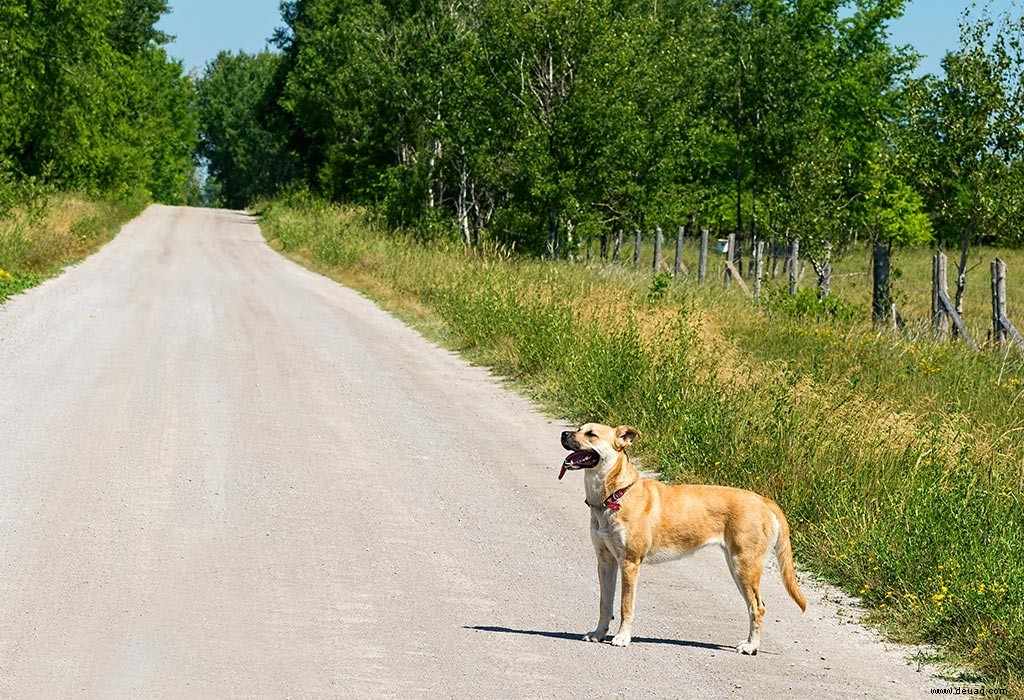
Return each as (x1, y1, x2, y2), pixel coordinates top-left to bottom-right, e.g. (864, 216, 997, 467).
(612, 230, 622, 262)
(653, 226, 663, 273)
(932, 252, 949, 337)
(698, 228, 709, 283)
(789, 238, 800, 296)
(633, 229, 642, 266)
(674, 226, 684, 277)
(724, 233, 736, 289)
(871, 241, 890, 323)
(992, 258, 1007, 346)
(599, 232, 609, 261)
(753, 241, 764, 301)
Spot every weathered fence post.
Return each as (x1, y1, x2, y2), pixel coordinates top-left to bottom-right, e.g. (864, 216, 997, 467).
(932, 252, 949, 337)
(612, 230, 623, 263)
(789, 238, 800, 296)
(652, 226, 663, 273)
(633, 229, 642, 266)
(698, 228, 709, 283)
(753, 241, 765, 301)
(990, 258, 1024, 349)
(871, 241, 890, 324)
(724, 233, 736, 289)
(926, 249, 975, 346)
(599, 232, 609, 261)
(992, 258, 1006, 345)
(674, 226, 685, 277)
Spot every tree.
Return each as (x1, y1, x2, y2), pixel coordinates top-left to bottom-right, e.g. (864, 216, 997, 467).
(196, 51, 298, 208)
(902, 7, 1024, 322)
(0, 0, 198, 203)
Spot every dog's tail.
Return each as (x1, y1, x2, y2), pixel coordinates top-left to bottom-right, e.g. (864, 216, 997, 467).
(769, 500, 806, 612)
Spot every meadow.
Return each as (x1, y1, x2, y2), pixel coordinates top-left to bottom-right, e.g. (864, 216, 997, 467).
(0, 190, 147, 303)
(258, 194, 1024, 693)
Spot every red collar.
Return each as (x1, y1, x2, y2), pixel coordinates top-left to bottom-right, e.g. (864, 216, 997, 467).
(585, 481, 636, 511)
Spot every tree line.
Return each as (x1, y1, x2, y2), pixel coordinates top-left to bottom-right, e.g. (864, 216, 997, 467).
(3, 0, 1022, 312)
(0, 0, 199, 211)
(195, 0, 1024, 300)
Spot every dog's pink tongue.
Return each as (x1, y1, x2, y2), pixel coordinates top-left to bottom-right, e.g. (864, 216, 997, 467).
(558, 465, 568, 480)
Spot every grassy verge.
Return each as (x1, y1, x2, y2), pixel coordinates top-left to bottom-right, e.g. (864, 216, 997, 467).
(257, 194, 1023, 693)
(0, 189, 148, 303)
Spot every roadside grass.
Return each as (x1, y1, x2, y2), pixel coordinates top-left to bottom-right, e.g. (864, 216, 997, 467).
(257, 195, 1024, 694)
(0, 190, 148, 303)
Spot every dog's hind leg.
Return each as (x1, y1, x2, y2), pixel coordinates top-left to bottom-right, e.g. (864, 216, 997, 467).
(610, 558, 641, 647)
(583, 547, 617, 642)
(726, 551, 766, 655)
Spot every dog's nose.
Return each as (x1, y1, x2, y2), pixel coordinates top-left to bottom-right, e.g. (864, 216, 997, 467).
(561, 431, 573, 440)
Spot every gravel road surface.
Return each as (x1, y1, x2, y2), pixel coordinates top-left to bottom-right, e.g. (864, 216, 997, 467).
(0, 206, 939, 698)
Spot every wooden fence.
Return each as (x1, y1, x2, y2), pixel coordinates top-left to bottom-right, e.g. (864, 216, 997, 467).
(592, 227, 1023, 352)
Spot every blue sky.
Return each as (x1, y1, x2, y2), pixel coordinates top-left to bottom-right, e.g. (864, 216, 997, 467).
(158, 0, 1020, 76)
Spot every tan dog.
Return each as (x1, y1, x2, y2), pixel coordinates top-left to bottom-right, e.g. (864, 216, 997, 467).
(559, 423, 806, 654)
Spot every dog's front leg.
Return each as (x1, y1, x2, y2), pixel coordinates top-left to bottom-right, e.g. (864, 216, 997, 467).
(584, 548, 617, 642)
(610, 559, 640, 647)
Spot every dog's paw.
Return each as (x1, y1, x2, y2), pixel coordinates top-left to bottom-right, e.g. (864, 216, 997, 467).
(736, 641, 759, 655)
(582, 630, 607, 643)
(610, 633, 632, 647)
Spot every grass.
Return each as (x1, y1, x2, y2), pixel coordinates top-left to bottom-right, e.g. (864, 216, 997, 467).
(256, 194, 1023, 694)
(0, 189, 148, 303)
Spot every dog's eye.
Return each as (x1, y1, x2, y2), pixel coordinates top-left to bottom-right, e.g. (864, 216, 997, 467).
(586, 431, 596, 438)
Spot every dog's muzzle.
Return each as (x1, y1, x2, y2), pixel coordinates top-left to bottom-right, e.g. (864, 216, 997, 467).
(558, 431, 600, 480)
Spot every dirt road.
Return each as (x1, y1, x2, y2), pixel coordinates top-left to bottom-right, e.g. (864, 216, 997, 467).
(0, 206, 938, 698)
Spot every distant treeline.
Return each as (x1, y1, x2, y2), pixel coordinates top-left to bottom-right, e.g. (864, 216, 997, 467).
(196, 0, 1024, 264)
(0, 0, 198, 210)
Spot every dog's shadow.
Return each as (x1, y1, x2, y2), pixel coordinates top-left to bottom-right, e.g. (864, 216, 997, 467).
(464, 625, 732, 652)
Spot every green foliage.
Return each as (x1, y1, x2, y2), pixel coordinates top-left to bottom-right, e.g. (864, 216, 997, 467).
(0, 0, 197, 203)
(210, 0, 932, 252)
(763, 285, 865, 323)
(647, 272, 674, 303)
(195, 51, 299, 208)
(204, 0, 1024, 255)
(860, 158, 934, 246)
(0, 269, 39, 303)
(901, 7, 1024, 247)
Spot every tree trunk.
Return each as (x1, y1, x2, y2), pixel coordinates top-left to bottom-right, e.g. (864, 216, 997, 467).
(457, 162, 470, 248)
(814, 242, 832, 299)
(546, 209, 557, 259)
(953, 229, 971, 338)
(872, 240, 891, 323)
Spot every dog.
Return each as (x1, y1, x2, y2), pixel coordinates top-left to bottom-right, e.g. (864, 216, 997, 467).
(559, 423, 806, 654)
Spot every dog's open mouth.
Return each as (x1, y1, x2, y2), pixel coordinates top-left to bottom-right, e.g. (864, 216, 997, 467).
(558, 450, 600, 480)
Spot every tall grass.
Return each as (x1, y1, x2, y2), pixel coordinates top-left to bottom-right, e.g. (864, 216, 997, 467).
(0, 190, 148, 303)
(257, 195, 1024, 692)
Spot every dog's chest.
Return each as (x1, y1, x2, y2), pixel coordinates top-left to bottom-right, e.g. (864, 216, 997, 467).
(591, 510, 628, 553)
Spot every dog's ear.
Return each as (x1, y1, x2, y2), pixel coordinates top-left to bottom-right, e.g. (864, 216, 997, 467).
(614, 425, 640, 449)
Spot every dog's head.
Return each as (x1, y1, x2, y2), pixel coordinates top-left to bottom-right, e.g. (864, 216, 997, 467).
(558, 423, 639, 479)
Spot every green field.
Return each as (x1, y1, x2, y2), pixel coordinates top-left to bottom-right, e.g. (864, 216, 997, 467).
(258, 195, 1024, 693)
